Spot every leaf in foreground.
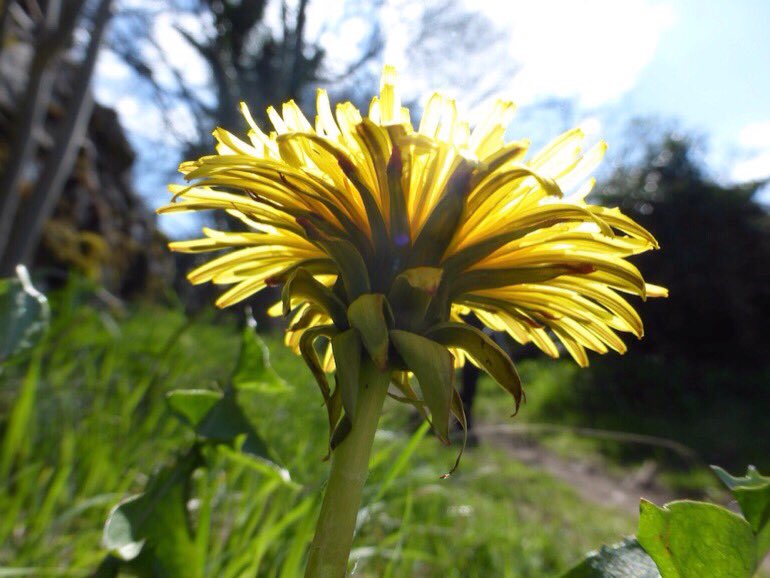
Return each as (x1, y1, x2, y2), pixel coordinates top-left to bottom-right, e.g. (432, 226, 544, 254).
(561, 537, 661, 578)
(0, 266, 49, 363)
(102, 453, 204, 577)
(637, 499, 756, 578)
(712, 465, 770, 562)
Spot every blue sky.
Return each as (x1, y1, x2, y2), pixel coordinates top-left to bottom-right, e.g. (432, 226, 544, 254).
(95, 0, 770, 232)
(621, 0, 770, 183)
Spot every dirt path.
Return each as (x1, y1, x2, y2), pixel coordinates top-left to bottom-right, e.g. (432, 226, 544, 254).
(475, 423, 770, 575)
(474, 423, 681, 516)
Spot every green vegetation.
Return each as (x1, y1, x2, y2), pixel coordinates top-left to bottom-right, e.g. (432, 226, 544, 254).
(472, 354, 769, 497)
(1, 287, 635, 577)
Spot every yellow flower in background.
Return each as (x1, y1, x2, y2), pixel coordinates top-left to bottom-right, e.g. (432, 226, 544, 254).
(159, 65, 665, 443)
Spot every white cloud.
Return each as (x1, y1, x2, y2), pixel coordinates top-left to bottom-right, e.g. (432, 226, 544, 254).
(731, 150, 770, 183)
(382, 0, 674, 113)
(729, 121, 770, 183)
(488, 0, 676, 107)
(738, 121, 770, 150)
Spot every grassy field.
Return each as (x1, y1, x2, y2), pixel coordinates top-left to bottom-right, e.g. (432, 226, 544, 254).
(0, 285, 639, 577)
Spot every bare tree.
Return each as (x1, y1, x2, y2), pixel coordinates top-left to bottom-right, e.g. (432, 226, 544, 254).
(0, 0, 114, 274)
(0, 0, 88, 266)
(107, 0, 367, 156)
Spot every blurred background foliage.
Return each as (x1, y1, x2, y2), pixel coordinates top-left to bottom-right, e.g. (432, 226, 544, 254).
(1, 0, 769, 575)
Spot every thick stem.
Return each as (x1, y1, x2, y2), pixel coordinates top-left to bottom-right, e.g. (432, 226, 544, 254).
(304, 360, 389, 578)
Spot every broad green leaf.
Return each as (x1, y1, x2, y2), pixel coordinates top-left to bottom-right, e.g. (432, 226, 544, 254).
(215, 442, 295, 486)
(637, 499, 756, 578)
(348, 294, 391, 370)
(426, 321, 522, 413)
(167, 388, 273, 462)
(232, 323, 287, 391)
(390, 330, 454, 443)
(712, 465, 770, 562)
(331, 329, 362, 419)
(0, 266, 50, 363)
(561, 538, 661, 578)
(102, 453, 203, 577)
(196, 391, 271, 459)
(166, 389, 222, 427)
(281, 268, 347, 327)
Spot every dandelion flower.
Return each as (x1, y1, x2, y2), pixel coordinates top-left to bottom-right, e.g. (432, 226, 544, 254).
(159, 66, 665, 443)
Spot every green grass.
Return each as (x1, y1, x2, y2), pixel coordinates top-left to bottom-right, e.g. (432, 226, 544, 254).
(0, 287, 634, 577)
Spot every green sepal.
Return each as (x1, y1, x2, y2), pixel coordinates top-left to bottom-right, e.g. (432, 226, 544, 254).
(278, 133, 387, 249)
(317, 238, 371, 301)
(390, 330, 455, 444)
(347, 294, 393, 370)
(331, 141, 390, 256)
(397, 267, 444, 293)
(323, 385, 343, 460)
(712, 465, 770, 561)
(298, 324, 347, 456)
(298, 324, 337, 405)
(442, 387, 468, 478)
(265, 257, 337, 285)
(441, 224, 548, 277)
(286, 303, 324, 332)
(426, 322, 523, 413)
(450, 265, 585, 297)
(330, 414, 353, 451)
(388, 267, 443, 331)
(282, 268, 347, 327)
(409, 160, 475, 267)
(444, 204, 614, 277)
(386, 142, 410, 250)
(331, 329, 362, 419)
(388, 373, 430, 421)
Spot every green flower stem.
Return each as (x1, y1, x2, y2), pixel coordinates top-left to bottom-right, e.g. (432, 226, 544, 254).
(304, 359, 390, 578)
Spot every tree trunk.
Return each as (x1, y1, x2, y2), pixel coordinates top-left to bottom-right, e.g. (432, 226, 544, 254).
(0, 0, 113, 274)
(0, 0, 85, 264)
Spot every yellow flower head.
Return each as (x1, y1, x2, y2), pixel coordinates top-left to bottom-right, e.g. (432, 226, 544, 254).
(160, 66, 665, 443)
